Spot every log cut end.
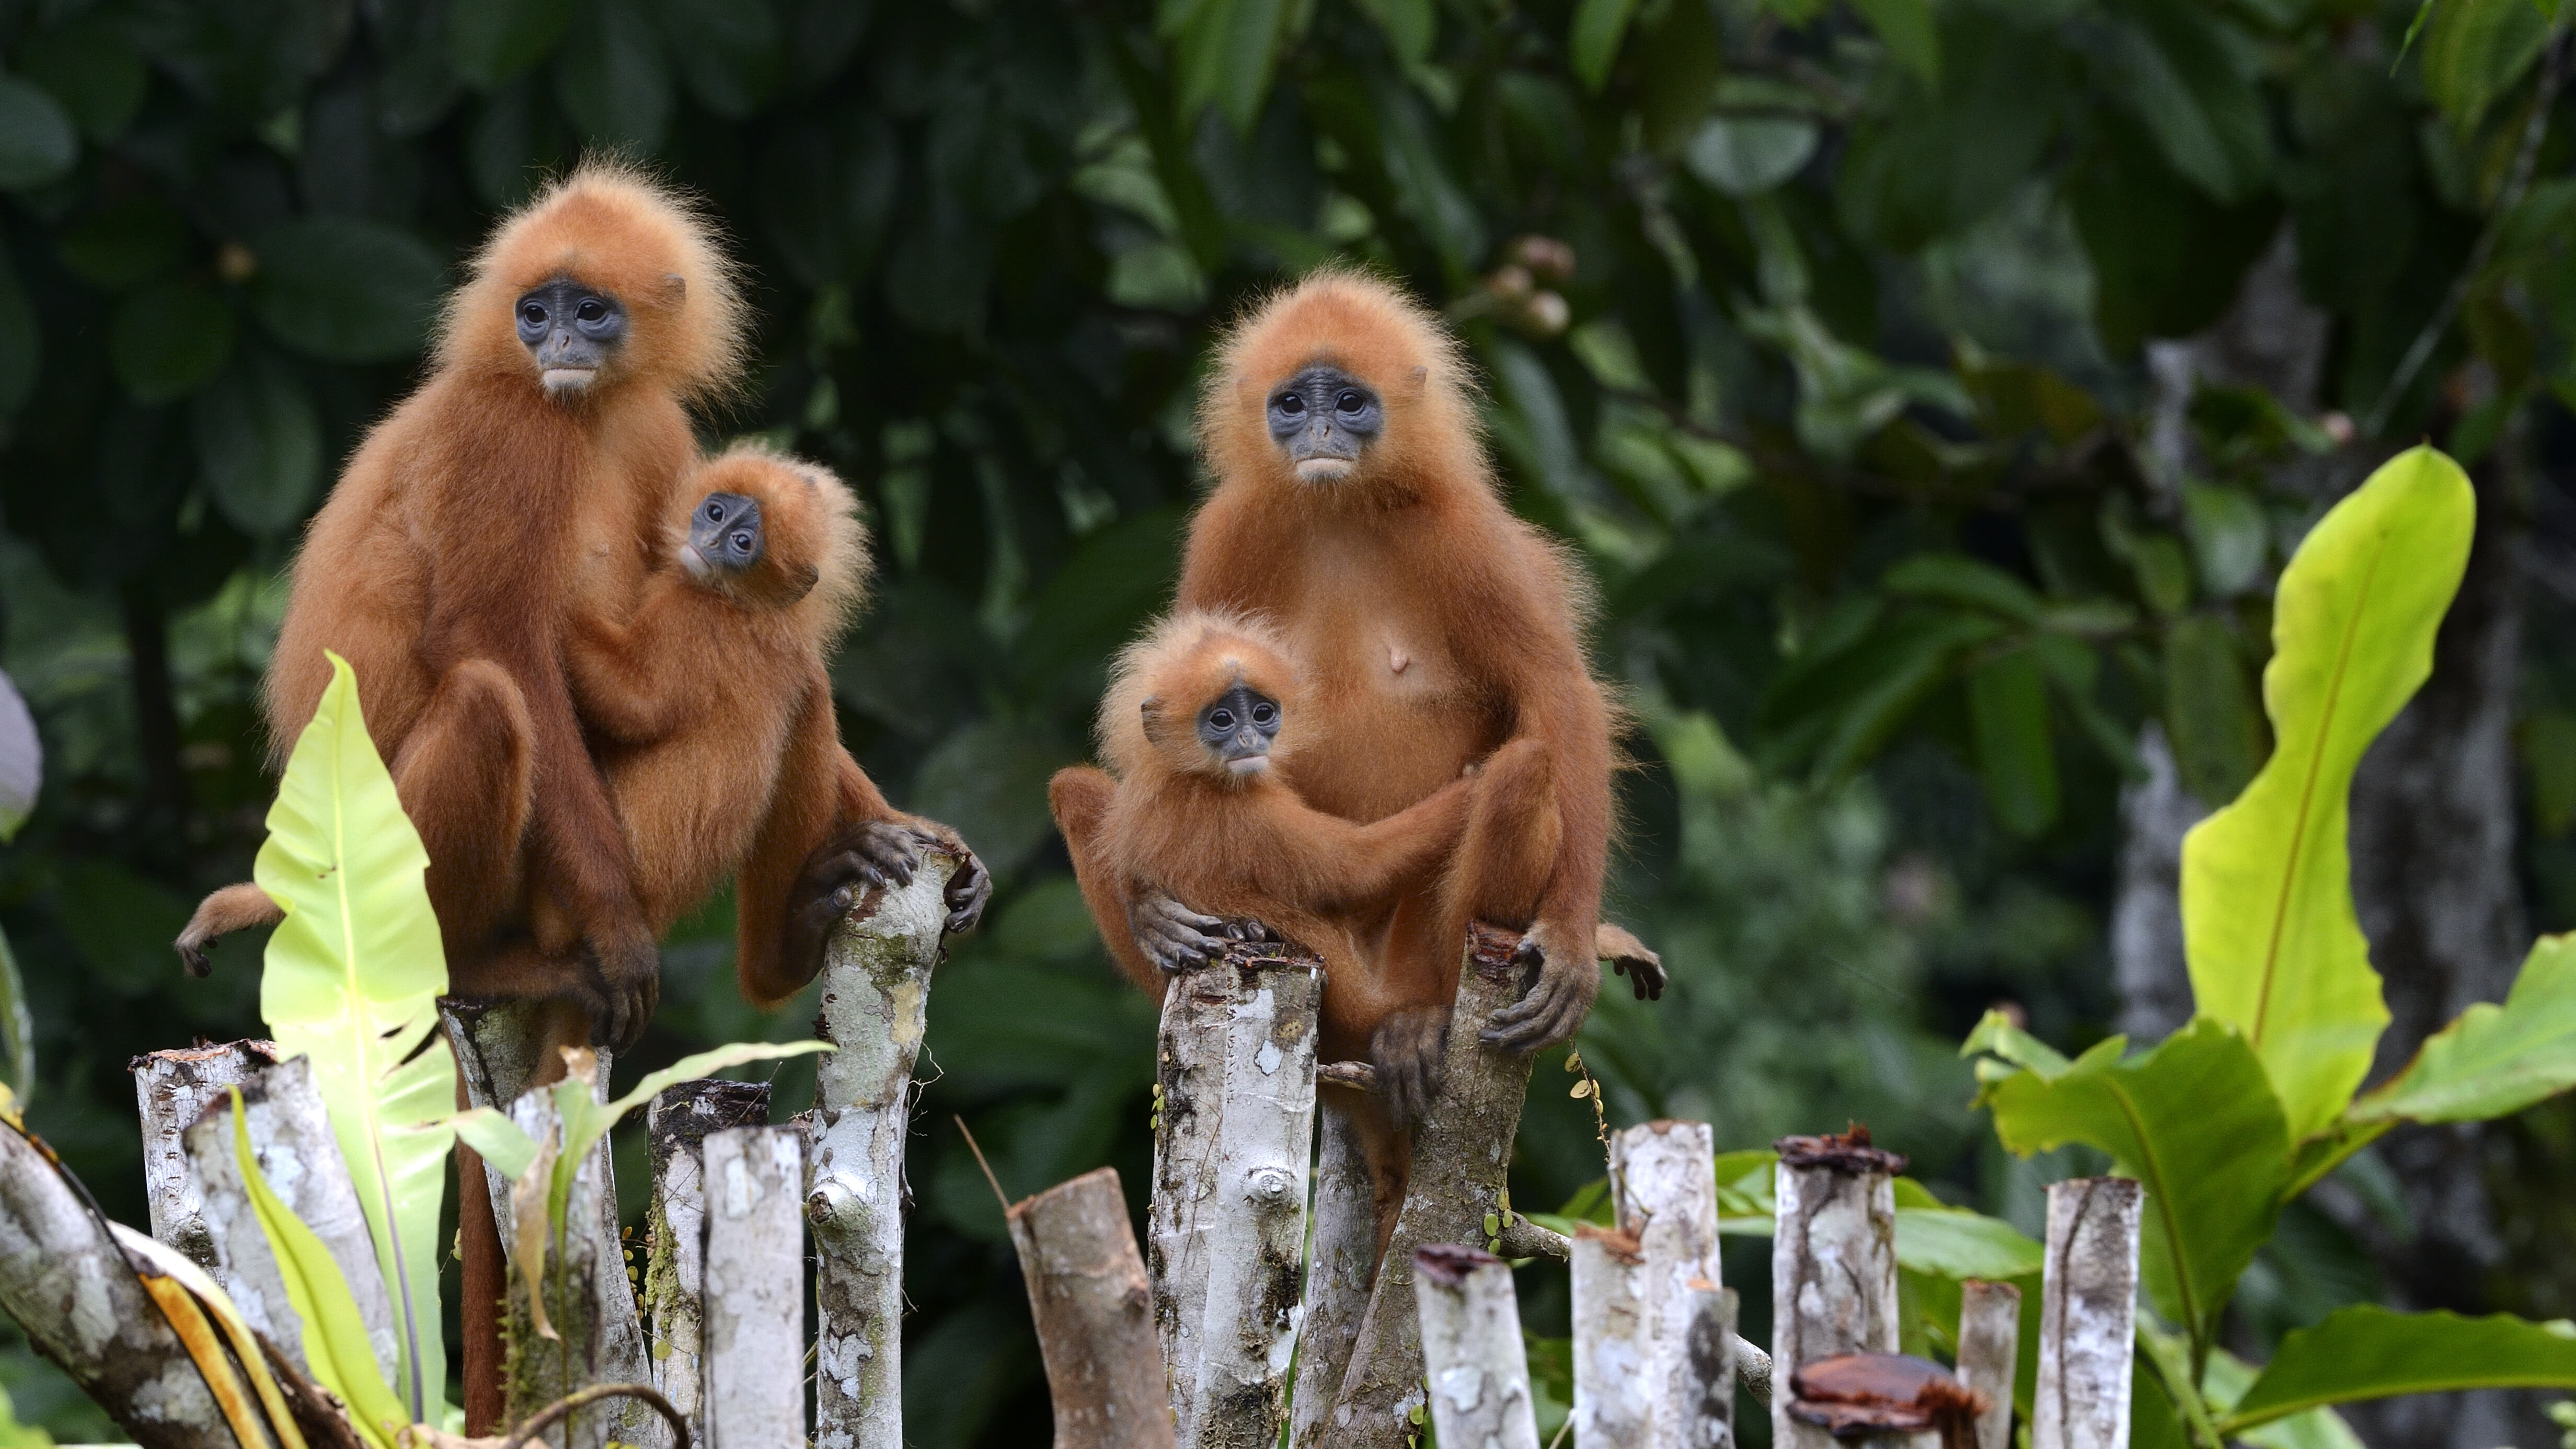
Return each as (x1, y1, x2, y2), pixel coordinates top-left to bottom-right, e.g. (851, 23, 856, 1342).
(1775, 1123, 1908, 1177)
(1789, 1353, 1986, 1446)
(1412, 1243, 1502, 1286)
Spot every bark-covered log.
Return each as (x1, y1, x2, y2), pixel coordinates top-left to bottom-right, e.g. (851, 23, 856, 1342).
(1675, 1282, 1738, 1449)
(1147, 939, 1322, 1447)
(1008, 1166, 1174, 1449)
(701, 1127, 803, 1448)
(1286, 1089, 1372, 1449)
(643, 1079, 769, 1428)
(802, 854, 956, 1449)
(1612, 1119, 1726, 1442)
(0, 1111, 229, 1445)
(180, 1053, 398, 1385)
(1770, 1129, 1905, 1449)
(1413, 1245, 1540, 1449)
(1570, 1223, 1654, 1446)
(131, 1040, 279, 1276)
(2033, 1179, 2138, 1449)
(1956, 1281, 2020, 1449)
(1332, 925, 1539, 1447)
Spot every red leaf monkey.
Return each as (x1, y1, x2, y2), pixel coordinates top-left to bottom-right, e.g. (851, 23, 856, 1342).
(177, 161, 985, 1039)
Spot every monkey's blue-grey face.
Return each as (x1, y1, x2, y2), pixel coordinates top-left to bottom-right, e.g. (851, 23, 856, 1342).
(681, 492, 764, 581)
(1198, 682, 1282, 776)
(516, 278, 627, 395)
(1267, 366, 1382, 482)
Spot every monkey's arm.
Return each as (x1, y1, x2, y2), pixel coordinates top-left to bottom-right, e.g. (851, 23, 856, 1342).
(1284, 773, 1480, 914)
(1048, 767, 1169, 993)
(560, 573, 710, 744)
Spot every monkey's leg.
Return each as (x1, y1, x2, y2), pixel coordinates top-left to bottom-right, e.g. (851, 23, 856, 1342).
(387, 658, 537, 956)
(1344, 1088, 1414, 1260)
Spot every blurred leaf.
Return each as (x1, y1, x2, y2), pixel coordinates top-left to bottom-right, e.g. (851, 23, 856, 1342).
(762, 114, 899, 288)
(659, 0, 784, 118)
(0, 252, 32, 426)
(127, 0, 351, 120)
(1892, 1205, 2044, 1279)
(1570, 0, 1641, 91)
(1638, 0, 1722, 153)
(912, 720, 1074, 880)
(2183, 447, 2474, 1142)
(1685, 115, 1820, 196)
(1970, 648, 2059, 837)
(1012, 508, 1182, 698)
(2163, 613, 2263, 805)
(2072, 113, 2279, 354)
(1166, 0, 1290, 134)
(2351, 933, 2576, 1124)
(1837, 11, 2056, 250)
(1850, 0, 1940, 87)
(112, 282, 236, 404)
(2524, 708, 2576, 837)
(2222, 1308, 2576, 1434)
(1356, 0, 1436, 66)
(58, 198, 192, 292)
(1764, 611, 2003, 781)
(0, 671, 37, 843)
(1980, 1019, 2290, 1354)
(449, 0, 577, 87)
(57, 860, 191, 998)
(2088, 2, 2272, 202)
(2419, 0, 2548, 135)
(554, 0, 671, 150)
(15, 14, 148, 143)
(1883, 554, 2044, 623)
(247, 217, 446, 363)
(0, 78, 77, 191)
(192, 350, 324, 537)
(2183, 484, 2269, 597)
(0, 927, 27, 1107)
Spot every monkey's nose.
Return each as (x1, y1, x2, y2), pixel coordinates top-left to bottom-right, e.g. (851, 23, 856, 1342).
(1236, 730, 1263, 754)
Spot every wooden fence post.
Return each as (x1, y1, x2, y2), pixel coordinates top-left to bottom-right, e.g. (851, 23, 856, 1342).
(1009, 1167, 1175, 1449)
(1675, 1282, 1738, 1449)
(1286, 1090, 1373, 1449)
(131, 1040, 279, 1275)
(645, 1078, 770, 1429)
(1957, 1280, 2021, 1449)
(803, 854, 956, 1449)
(702, 1126, 804, 1448)
(1611, 1119, 1726, 1442)
(1770, 1128, 1905, 1449)
(179, 1053, 398, 1386)
(2034, 1178, 2139, 1449)
(1570, 1222, 1655, 1446)
(1414, 1245, 1541, 1449)
(1147, 940, 1322, 1447)
(1331, 925, 1538, 1446)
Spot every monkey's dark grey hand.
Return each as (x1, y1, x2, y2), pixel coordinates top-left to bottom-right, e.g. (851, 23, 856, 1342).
(1481, 922, 1601, 1053)
(1371, 1007, 1450, 1127)
(936, 841, 992, 935)
(1127, 886, 1245, 974)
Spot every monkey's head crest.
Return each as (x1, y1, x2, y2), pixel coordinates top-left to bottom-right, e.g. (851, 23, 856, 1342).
(1202, 266, 1488, 506)
(439, 158, 748, 407)
(1103, 611, 1304, 785)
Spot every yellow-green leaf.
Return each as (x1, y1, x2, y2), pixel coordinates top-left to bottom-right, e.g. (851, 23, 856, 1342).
(2180, 446, 2474, 1141)
(2351, 933, 2576, 1124)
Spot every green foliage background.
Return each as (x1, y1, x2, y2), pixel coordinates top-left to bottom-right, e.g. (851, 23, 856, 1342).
(0, 0, 2571, 1440)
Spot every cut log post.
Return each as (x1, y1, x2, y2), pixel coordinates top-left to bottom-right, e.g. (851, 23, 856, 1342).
(644, 1078, 770, 1428)
(1413, 1244, 1540, 1449)
(179, 1053, 398, 1385)
(802, 854, 956, 1449)
(1332, 925, 1539, 1446)
(1286, 1089, 1373, 1449)
(1770, 1128, 1906, 1449)
(1570, 1223, 1655, 1446)
(1611, 1119, 1724, 1441)
(1956, 1281, 2021, 1449)
(2033, 1178, 2140, 1449)
(702, 1126, 804, 1448)
(130, 1040, 279, 1275)
(1675, 1282, 1738, 1449)
(1008, 1166, 1175, 1449)
(0, 1114, 231, 1446)
(1147, 938, 1324, 1447)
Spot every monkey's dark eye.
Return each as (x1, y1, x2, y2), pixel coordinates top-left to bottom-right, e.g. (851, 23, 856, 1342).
(1337, 391, 1366, 413)
(521, 303, 545, 326)
(1208, 709, 1234, 731)
(703, 502, 726, 522)
(1251, 702, 1277, 726)
(1276, 394, 1304, 416)
(730, 530, 754, 553)
(577, 298, 606, 322)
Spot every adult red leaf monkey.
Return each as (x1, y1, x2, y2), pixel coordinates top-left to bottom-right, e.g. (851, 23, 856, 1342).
(1051, 612, 1556, 1106)
(1100, 268, 1662, 1108)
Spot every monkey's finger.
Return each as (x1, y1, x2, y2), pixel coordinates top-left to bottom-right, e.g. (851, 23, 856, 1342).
(1481, 979, 1578, 1051)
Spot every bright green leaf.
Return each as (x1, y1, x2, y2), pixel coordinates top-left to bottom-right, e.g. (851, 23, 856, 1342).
(247, 217, 447, 363)
(2352, 934, 2576, 1124)
(0, 77, 76, 191)
(1570, 0, 1641, 91)
(1970, 649, 2059, 837)
(111, 282, 235, 403)
(449, 1106, 538, 1181)
(1892, 1206, 2044, 1280)
(1850, 0, 1940, 87)
(256, 653, 455, 1425)
(0, 670, 34, 846)
(1980, 1019, 2290, 1353)
(2224, 1308, 2576, 1433)
(2203, 1345, 2367, 1449)
(0, 925, 29, 1103)
(1962, 1007, 2074, 1078)
(2181, 446, 2475, 1141)
(192, 350, 323, 536)
(2419, 0, 2548, 135)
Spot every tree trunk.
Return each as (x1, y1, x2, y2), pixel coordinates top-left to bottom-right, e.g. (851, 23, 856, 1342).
(1412, 1245, 1542, 1449)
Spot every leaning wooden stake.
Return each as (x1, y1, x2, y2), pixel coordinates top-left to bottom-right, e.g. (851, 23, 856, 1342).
(131, 1040, 279, 1275)
(645, 1078, 770, 1428)
(702, 1126, 804, 1448)
(1009, 1167, 1175, 1449)
(803, 854, 957, 1449)
(1770, 1128, 1905, 1449)
(181, 1053, 398, 1386)
(1415, 1245, 1542, 1449)
(1333, 925, 1538, 1446)
(1286, 1089, 1374, 1449)
(1956, 1280, 2021, 1449)
(1570, 1223, 1655, 1446)
(1148, 938, 1323, 1447)
(2033, 1178, 2140, 1449)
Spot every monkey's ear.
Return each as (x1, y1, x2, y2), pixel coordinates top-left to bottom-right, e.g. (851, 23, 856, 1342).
(1410, 365, 1428, 387)
(1137, 695, 1164, 739)
(662, 272, 686, 299)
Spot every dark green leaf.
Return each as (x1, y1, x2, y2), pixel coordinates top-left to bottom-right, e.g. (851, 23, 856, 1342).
(1970, 648, 2059, 836)
(191, 351, 323, 537)
(56, 859, 193, 998)
(1836, 11, 2057, 249)
(659, 0, 784, 118)
(910, 720, 1076, 880)
(1850, 0, 1940, 87)
(0, 252, 34, 427)
(1570, 0, 1641, 91)
(1012, 509, 1183, 699)
(1685, 116, 1820, 196)
(1638, 0, 1722, 153)
(126, 0, 351, 120)
(247, 217, 447, 363)
(2162, 613, 2263, 806)
(2225, 1308, 2576, 1432)
(2351, 933, 2576, 1125)
(0, 77, 78, 191)
(1355, 0, 1436, 66)
(2071, 113, 2280, 355)
(1883, 555, 2044, 623)
(554, 0, 671, 150)
(15, 14, 149, 143)
(1764, 612, 2002, 781)
(57, 198, 192, 292)
(2419, 0, 2548, 135)
(449, 0, 578, 87)
(761, 114, 900, 288)
(2524, 707, 2576, 837)
(2088, 2, 2272, 202)
(2183, 483, 2269, 596)
(0, 670, 36, 845)
(112, 282, 236, 404)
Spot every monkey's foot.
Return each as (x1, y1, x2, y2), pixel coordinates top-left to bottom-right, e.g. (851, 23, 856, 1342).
(1370, 1008, 1450, 1127)
(1127, 886, 1252, 974)
(577, 929, 661, 1056)
(1480, 922, 1601, 1053)
(1596, 922, 1667, 1001)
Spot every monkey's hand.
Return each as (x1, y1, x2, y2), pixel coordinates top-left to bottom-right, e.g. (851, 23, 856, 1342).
(1370, 1007, 1450, 1128)
(578, 926, 661, 1056)
(1596, 923, 1667, 1001)
(1126, 886, 1246, 974)
(1481, 921, 1601, 1053)
(896, 820, 992, 935)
